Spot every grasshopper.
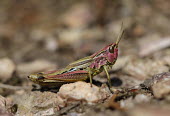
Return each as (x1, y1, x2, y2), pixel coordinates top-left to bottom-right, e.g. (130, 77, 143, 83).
(28, 24, 124, 88)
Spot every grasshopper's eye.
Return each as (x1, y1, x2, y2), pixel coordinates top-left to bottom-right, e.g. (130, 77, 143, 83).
(109, 45, 115, 53)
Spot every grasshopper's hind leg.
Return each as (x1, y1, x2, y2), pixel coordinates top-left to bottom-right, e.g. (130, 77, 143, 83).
(103, 66, 112, 88)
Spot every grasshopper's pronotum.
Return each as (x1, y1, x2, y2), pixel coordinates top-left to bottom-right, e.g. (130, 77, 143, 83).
(28, 24, 124, 88)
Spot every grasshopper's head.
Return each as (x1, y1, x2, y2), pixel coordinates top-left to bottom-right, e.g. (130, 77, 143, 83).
(105, 24, 124, 64)
(28, 73, 45, 83)
(90, 24, 124, 68)
(106, 43, 119, 63)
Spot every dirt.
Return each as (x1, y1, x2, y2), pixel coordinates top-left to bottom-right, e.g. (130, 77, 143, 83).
(0, 0, 170, 116)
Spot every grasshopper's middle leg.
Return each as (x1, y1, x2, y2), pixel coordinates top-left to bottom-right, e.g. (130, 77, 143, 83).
(103, 66, 112, 88)
(87, 67, 93, 87)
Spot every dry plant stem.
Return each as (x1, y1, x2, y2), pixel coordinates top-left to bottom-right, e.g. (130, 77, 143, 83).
(105, 94, 124, 110)
(0, 83, 29, 90)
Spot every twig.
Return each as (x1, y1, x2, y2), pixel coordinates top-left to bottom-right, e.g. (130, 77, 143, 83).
(0, 83, 30, 90)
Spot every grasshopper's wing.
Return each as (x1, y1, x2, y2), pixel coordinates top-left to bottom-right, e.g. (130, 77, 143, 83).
(44, 70, 89, 82)
(67, 56, 94, 69)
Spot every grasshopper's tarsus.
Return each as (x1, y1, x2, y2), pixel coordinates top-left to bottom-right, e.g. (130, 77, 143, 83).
(104, 66, 112, 88)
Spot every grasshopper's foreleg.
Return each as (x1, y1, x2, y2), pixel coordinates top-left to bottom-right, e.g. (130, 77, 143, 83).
(87, 67, 93, 87)
(103, 66, 111, 88)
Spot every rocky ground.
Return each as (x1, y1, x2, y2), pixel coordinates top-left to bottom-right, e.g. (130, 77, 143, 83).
(0, 0, 170, 116)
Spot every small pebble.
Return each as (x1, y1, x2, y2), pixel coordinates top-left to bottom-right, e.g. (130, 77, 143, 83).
(0, 58, 15, 82)
(152, 79, 170, 98)
(58, 81, 110, 104)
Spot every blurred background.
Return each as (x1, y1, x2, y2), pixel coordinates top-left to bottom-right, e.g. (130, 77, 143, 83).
(0, 0, 170, 116)
(0, 0, 170, 115)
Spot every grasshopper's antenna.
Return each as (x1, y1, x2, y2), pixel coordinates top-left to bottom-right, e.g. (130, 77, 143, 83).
(115, 22, 124, 47)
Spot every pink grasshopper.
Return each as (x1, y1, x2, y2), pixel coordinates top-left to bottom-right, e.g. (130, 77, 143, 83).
(28, 24, 124, 88)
